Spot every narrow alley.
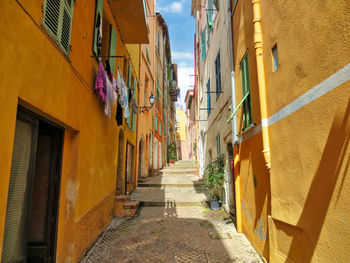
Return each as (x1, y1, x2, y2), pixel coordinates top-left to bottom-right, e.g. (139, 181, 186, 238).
(81, 161, 263, 263)
(1, 0, 349, 262)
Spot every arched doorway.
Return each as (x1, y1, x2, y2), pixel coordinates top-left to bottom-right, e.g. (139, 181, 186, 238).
(116, 130, 125, 195)
(138, 137, 145, 179)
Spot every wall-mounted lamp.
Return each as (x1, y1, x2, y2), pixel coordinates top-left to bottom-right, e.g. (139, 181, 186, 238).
(139, 94, 155, 113)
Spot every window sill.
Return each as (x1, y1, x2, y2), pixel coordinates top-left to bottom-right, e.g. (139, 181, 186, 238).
(239, 123, 256, 136)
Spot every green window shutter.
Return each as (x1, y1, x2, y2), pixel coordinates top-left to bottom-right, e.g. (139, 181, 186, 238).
(143, 0, 148, 25)
(43, 0, 61, 40)
(159, 122, 161, 136)
(156, 77, 159, 100)
(93, 0, 104, 55)
(128, 63, 132, 88)
(208, 0, 213, 30)
(207, 79, 211, 116)
(216, 135, 221, 155)
(155, 115, 158, 131)
(215, 51, 221, 99)
(241, 52, 252, 129)
(60, 1, 74, 54)
(201, 29, 206, 61)
(132, 78, 137, 131)
(109, 27, 117, 75)
(43, 0, 74, 55)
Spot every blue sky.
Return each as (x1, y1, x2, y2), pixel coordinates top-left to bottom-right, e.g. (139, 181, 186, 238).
(156, 0, 195, 108)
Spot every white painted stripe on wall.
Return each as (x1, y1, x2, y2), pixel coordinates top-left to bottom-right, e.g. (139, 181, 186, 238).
(239, 62, 350, 143)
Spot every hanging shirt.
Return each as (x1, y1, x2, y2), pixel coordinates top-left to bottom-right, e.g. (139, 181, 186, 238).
(104, 73, 117, 117)
(94, 59, 106, 102)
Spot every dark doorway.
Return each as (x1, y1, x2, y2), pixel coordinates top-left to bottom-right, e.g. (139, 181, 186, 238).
(116, 130, 125, 195)
(2, 109, 63, 263)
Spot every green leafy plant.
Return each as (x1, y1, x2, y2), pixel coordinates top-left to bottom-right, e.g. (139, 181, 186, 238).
(168, 143, 177, 161)
(203, 154, 225, 200)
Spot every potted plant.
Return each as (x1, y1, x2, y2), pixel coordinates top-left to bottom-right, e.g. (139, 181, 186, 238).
(203, 154, 225, 210)
(168, 143, 177, 164)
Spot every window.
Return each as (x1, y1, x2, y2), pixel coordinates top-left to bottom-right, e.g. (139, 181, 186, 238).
(157, 31, 160, 51)
(240, 51, 253, 130)
(216, 135, 221, 155)
(215, 51, 221, 100)
(109, 26, 117, 74)
(207, 0, 213, 31)
(272, 44, 279, 71)
(201, 28, 206, 61)
(42, 0, 74, 55)
(132, 78, 138, 131)
(207, 79, 211, 116)
(156, 77, 160, 100)
(155, 115, 158, 131)
(92, 0, 103, 56)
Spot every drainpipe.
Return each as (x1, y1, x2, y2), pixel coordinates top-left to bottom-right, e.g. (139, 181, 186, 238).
(252, 0, 271, 170)
(227, 0, 242, 233)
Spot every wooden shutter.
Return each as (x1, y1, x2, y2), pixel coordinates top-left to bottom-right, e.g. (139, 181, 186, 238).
(109, 27, 117, 75)
(43, 0, 61, 40)
(43, 0, 74, 55)
(215, 51, 221, 99)
(201, 29, 206, 61)
(155, 115, 158, 131)
(60, 0, 74, 54)
(207, 79, 211, 116)
(2, 120, 35, 263)
(93, 0, 104, 55)
(208, 0, 213, 29)
(241, 52, 252, 129)
(132, 78, 137, 131)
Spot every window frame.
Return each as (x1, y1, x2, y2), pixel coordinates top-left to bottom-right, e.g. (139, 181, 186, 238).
(215, 51, 221, 100)
(240, 51, 253, 130)
(42, 0, 74, 55)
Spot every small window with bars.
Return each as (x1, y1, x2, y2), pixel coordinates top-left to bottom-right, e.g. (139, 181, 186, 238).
(42, 0, 74, 55)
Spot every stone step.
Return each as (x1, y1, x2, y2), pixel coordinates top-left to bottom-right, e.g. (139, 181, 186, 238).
(115, 195, 131, 202)
(132, 187, 209, 207)
(123, 200, 140, 209)
(138, 182, 204, 188)
(140, 201, 206, 207)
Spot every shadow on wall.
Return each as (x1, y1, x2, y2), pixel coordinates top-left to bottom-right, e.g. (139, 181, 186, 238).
(287, 99, 350, 261)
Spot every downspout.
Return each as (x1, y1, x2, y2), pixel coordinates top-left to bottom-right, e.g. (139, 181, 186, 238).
(227, 0, 242, 233)
(252, 0, 271, 169)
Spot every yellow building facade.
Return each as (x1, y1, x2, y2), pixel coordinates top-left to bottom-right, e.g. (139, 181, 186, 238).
(0, 0, 147, 262)
(230, 0, 350, 262)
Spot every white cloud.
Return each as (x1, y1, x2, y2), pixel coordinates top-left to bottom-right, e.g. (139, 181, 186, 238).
(172, 51, 194, 61)
(177, 66, 194, 108)
(157, 0, 185, 14)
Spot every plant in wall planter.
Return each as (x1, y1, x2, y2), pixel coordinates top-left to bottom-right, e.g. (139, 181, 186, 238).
(168, 143, 177, 164)
(203, 154, 225, 210)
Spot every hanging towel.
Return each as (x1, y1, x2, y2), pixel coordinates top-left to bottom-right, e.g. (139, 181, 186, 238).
(124, 103, 130, 118)
(94, 59, 107, 102)
(104, 73, 117, 117)
(118, 77, 129, 108)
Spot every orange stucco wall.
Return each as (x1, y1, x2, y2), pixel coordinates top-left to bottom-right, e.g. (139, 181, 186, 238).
(232, 0, 270, 259)
(232, 0, 350, 262)
(0, 0, 141, 261)
(261, 1, 350, 262)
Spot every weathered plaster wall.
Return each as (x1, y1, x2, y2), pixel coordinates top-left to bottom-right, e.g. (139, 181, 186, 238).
(261, 0, 350, 262)
(0, 0, 140, 261)
(232, 0, 271, 259)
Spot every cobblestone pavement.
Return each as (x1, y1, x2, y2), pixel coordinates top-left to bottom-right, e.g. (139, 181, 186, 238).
(80, 206, 264, 263)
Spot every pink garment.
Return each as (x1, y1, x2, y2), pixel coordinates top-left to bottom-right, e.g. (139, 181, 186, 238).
(94, 59, 107, 102)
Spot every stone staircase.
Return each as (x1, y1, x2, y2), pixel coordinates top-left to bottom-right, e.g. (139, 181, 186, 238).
(114, 195, 140, 217)
(133, 160, 209, 207)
